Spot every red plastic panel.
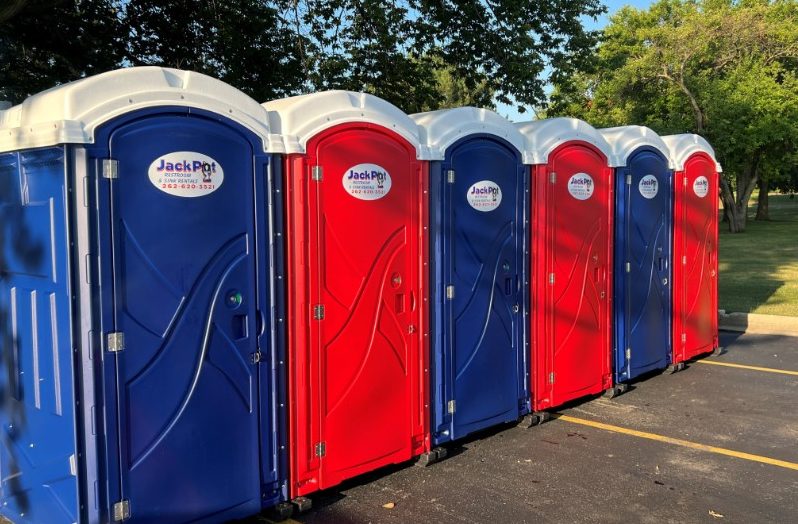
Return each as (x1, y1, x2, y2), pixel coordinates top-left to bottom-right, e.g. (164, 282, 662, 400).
(284, 123, 429, 498)
(672, 153, 719, 363)
(530, 143, 613, 412)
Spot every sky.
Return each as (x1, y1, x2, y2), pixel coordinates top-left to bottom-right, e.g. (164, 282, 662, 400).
(497, 0, 654, 122)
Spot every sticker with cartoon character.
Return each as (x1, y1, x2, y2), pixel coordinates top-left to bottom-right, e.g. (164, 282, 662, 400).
(567, 172, 594, 200)
(466, 180, 502, 212)
(148, 151, 224, 197)
(342, 163, 392, 200)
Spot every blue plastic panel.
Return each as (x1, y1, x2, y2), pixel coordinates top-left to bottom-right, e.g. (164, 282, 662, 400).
(0, 148, 79, 523)
(430, 136, 528, 445)
(92, 111, 280, 521)
(614, 148, 673, 382)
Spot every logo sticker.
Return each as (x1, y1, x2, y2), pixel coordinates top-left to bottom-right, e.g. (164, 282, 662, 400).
(342, 163, 392, 200)
(638, 174, 659, 199)
(467, 180, 502, 212)
(567, 173, 594, 200)
(693, 176, 709, 198)
(148, 152, 223, 197)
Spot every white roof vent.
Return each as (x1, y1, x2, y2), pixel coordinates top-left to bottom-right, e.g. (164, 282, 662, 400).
(515, 117, 614, 166)
(0, 66, 280, 154)
(410, 107, 529, 163)
(661, 134, 722, 172)
(264, 90, 431, 159)
(598, 125, 674, 169)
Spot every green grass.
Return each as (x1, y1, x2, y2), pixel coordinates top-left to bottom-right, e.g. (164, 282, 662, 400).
(719, 193, 798, 317)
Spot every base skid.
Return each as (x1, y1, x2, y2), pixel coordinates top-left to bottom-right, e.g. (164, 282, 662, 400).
(266, 501, 294, 521)
(416, 446, 448, 467)
(603, 383, 629, 399)
(518, 411, 551, 428)
(667, 362, 687, 374)
(291, 496, 313, 514)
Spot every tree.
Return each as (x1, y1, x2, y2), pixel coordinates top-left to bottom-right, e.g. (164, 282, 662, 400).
(0, 0, 125, 104)
(284, 0, 605, 113)
(124, 0, 305, 102)
(548, 0, 798, 233)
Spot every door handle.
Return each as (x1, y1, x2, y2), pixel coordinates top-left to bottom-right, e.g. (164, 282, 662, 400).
(395, 293, 405, 314)
(232, 314, 248, 340)
(505, 277, 512, 295)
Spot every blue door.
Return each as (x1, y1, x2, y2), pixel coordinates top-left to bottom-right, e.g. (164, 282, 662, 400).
(614, 148, 672, 382)
(94, 112, 272, 522)
(431, 136, 528, 445)
(0, 148, 80, 523)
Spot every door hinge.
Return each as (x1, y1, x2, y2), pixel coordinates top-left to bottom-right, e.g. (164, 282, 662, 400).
(625, 262, 631, 273)
(311, 166, 323, 181)
(102, 159, 119, 179)
(683, 176, 688, 187)
(682, 255, 687, 265)
(314, 442, 326, 457)
(681, 333, 687, 344)
(250, 351, 262, 364)
(626, 174, 632, 185)
(625, 348, 631, 360)
(550, 171, 557, 184)
(112, 500, 131, 521)
(447, 400, 456, 414)
(446, 169, 455, 184)
(313, 304, 325, 320)
(548, 273, 555, 285)
(548, 372, 556, 384)
(106, 332, 125, 353)
(446, 285, 455, 300)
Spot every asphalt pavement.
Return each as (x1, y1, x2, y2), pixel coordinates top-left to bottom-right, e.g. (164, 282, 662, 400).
(252, 332, 798, 524)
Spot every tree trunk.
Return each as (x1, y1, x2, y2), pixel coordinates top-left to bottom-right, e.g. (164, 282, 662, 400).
(719, 176, 743, 232)
(720, 154, 761, 233)
(755, 178, 770, 221)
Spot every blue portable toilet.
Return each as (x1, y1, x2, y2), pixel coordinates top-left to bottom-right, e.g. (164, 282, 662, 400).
(412, 108, 530, 459)
(600, 126, 674, 394)
(0, 67, 288, 523)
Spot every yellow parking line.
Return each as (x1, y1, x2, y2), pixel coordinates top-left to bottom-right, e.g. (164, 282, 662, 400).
(554, 414, 798, 471)
(696, 360, 798, 376)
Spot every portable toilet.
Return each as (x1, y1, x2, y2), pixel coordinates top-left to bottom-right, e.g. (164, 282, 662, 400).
(600, 126, 674, 394)
(661, 134, 721, 368)
(411, 108, 530, 457)
(0, 67, 288, 523)
(516, 118, 615, 422)
(264, 91, 432, 502)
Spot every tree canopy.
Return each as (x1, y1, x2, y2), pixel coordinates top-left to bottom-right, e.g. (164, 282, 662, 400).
(0, 0, 605, 113)
(548, 0, 798, 232)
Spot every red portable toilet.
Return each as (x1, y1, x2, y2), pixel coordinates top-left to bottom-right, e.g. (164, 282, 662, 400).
(661, 134, 721, 369)
(516, 118, 616, 423)
(264, 91, 432, 504)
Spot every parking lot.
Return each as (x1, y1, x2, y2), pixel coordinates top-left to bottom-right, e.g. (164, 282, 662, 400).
(257, 331, 798, 524)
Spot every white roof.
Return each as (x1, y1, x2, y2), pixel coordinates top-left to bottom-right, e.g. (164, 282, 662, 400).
(515, 117, 614, 166)
(264, 90, 431, 159)
(410, 107, 529, 163)
(661, 134, 722, 172)
(599, 125, 674, 168)
(0, 67, 280, 154)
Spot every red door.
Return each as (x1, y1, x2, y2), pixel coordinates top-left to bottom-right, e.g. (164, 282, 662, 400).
(285, 124, 428, 497)
(673, 154, 719, 363)
(531, 143, 613, 412)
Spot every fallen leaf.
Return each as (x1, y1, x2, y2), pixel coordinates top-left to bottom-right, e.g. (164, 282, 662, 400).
(709, 510, 724, 518)
(382, 502, 396, 510)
